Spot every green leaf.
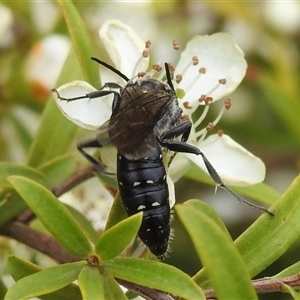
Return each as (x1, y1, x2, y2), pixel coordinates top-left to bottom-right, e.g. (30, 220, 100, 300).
(235, 174, 300, 277)
(0, 279, 7, 300)
(195, 174, 300, 288)
(186, 162, 280, 206)
(66, 204, 99, 245)
(103, 257, 205, 300)
(38, 154, 79, 187)
(0, 162, 48, 188)
(7, 256, 42, 281)
(273, 261, 300, 279)
(5, 261, 86, 300)
(6, 255, 82, 300)
(56, 0, 99, 87)
(8, 175, 93, 258)
(176, 200, 257, 300)
(259, 74, 300, 145)
(96, 213, 142, 261)
(105, 192, 128, 231)
(5, 110, 33, 153)
(26, 49, 80, 168)
(79, 265, 127, 300)
(182, 199, 231, 238)
(281, 285, 300, 300)
(0, 162, 49, 225)
(26, 95, 77, 168)
(0, 190, 28, 226)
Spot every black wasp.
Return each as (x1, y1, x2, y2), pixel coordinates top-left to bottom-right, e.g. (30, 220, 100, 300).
(53, 57, 273, 259)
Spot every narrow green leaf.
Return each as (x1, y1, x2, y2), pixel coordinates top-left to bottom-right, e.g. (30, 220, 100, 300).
(282, 285, 300, 300)
(182, 200, 231, 238)
(235, 174, 300, 277)
(103, 257, 205, 300)
(274, 261, 300, 279)
(66, 204, 99, 245)
(195, 174, 300, 288)
(186, 162, 280, 205)
(100, 276, 128, 300)
(7, 255, 82, 300)
(8, 175, 93, 258)
(26, 96, 77, 168)
(0, 162, 48, 188)
(78, 265, 104, 300)
(7, 256, 41, 281)
(176, 200, 257, 300)
(0, 189, 28, 226)
(6, 110, 33, 153)
(259, 74, 300, 145)
(38, 154, 79, 187)
(5, 261, 86, 300)
(96, 213, 142, 261)
(79, 265, 126, 300)
(56, 0, 99, 87)
(27, 49, 80, 168)
(0, 279, 7, 300)
(105, 192, 128, 231)
(0, 163, 48, 224)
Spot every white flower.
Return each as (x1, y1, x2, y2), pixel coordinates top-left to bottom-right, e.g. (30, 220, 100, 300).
(25, 35, 71, 98)
(53, 20, 265, 189)
(0, 3, 14, 48)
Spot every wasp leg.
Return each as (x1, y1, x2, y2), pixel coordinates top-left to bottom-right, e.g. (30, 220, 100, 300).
(159, 134, 274, 216)
(159, 120, 192, 167)
(52, 88, 119, 103)
(77, 139, 114, 175)
(160, 119, 192, 142)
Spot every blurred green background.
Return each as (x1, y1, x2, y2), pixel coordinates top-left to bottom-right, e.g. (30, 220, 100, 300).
(0, 2, 299, 299)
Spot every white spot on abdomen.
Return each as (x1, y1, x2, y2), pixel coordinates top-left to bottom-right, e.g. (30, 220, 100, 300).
(137, 205, 146, 211)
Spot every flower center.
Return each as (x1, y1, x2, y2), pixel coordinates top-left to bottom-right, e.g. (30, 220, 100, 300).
(194, 98, 231, 143)
(132, 40, 231, 144)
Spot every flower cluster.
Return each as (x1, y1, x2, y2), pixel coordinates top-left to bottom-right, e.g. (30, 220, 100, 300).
(53, 20, 265, 192)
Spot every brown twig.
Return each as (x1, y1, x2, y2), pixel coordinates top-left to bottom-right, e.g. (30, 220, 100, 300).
(253, 274, 300, 293)
(0, 221, 78, 264)
(117, 279, 177, 300)
(204, 274, 300, 299)
(52, 165, 95, 197)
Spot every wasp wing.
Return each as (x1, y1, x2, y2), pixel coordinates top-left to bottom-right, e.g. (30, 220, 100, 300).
(108, 82, 174, 158)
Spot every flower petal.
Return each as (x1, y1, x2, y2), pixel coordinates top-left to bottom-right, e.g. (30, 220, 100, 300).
(99, 20, 149, 78)
(0, 3, 13, 48)
(25, 35, 71, 95)
(185, 134, 266, 186)
(168, 153, 191, 183)
(167, 175, 176, 208)
(175, 33, 247, 111)
(52, 80, 113, 130)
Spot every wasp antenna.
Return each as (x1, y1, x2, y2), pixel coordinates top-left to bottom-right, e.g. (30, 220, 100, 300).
(91, 57, 130, 82)
(164, 63, 175, 92)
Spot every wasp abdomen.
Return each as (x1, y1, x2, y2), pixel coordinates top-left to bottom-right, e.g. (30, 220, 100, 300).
(117, 148, 170, 258)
